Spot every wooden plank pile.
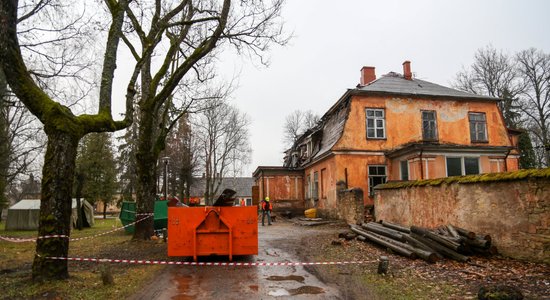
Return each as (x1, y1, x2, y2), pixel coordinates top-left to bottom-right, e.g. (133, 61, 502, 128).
(350, 221, 497, 263)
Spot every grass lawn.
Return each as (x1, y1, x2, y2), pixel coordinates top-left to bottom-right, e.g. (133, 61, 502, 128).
(1, 218, 166, 299)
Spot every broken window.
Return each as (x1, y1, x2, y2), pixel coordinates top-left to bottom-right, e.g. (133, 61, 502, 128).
(368, 165, 386, 196)
(446, 157, 480, 176)
(366, 108, 386, 139)
(469, 112, 487, 142)
(422, 110, 438, 141)
(400, 160, 409, 180)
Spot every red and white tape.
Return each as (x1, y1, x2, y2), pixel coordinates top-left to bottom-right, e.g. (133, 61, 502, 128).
(45, 256, 376, 266)
(0, 214, 153, 243)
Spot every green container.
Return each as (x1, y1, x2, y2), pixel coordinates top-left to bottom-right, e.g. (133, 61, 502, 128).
(119, 201, 168, 233)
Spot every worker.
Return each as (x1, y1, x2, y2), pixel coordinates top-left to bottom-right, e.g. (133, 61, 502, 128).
(261, 196, 273, 226)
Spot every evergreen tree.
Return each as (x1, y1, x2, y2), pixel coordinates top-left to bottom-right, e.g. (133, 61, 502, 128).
(76, 133, 117, 218)
(518, 132, 537, 169)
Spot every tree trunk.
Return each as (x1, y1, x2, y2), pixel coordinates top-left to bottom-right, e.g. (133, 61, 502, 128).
(134, 114, 156, 240)
(32, 130, 80, 281)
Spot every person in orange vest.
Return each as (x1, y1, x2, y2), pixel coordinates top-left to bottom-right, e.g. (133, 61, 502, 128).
(261, 196, 273, 226)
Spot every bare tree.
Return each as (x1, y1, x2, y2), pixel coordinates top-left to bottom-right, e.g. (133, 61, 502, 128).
(193, 99, 251, 204)
(454, 45, 525, 128)
(283, 109, 320, 147)
(116, 0, 288, 239)
(516, 48, 550, 166)
(1, 0, 139, 280)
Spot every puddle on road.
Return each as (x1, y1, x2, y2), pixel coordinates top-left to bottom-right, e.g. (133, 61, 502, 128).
(266, 275, 305, 283)
(248, 285, 259, 292)
(289, 286, 325, 295)
(173, 275, 197, 300)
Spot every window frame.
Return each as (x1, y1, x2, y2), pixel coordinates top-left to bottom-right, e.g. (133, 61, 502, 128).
(313, 171, 319, 200)
(445, 156, 481, 176)
(421, 110, 438, 141)
(365, 108, 386, 139)
(368, 165, 387, 196)
(469, 112, 488, 143)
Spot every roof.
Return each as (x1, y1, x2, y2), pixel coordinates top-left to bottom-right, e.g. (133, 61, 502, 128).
(9, 199, 41, 210)
(8, 199, 90, 210)
(252, 166, 304, 177)
(189, 177, 254, 198)
(288, 71, 500, 168)
(357, 73, 498, 101)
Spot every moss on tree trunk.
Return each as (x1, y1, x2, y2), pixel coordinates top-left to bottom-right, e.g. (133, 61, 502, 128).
(32, 129, 80, 281)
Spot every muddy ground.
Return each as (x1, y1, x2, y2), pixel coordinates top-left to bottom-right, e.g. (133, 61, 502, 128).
(121, 217, 548, 299)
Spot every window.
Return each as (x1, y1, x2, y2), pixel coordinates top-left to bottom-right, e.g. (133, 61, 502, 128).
(446, 157, 480, 176)
(368, 165, 387, 196)
(400, 160, 409, 181)
(464, 157, 480, 175)
(366, 108, 386, 139)
(305, 175, 311, 199)
(469, 112, 487, 142)
(422, 111, 438, 140)
(313, 172, 319, 200)
(321, 168, 327, 199)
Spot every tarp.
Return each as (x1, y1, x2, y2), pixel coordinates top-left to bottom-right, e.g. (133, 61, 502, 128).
(5, 199, 95, 231)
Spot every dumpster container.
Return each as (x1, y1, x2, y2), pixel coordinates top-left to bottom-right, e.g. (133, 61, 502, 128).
(119, 201, 168, 233)
(167, 206, 258, 261)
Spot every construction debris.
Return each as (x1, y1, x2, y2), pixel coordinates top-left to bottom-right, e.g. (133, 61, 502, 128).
(349, 221, 497, 263)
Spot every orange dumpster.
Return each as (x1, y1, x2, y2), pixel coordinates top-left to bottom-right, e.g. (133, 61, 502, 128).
(167, 206, 258, 261)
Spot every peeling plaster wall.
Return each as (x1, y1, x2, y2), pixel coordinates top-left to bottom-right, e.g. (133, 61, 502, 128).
(335, 95, 513, 150)
(374, 178, 550, 263)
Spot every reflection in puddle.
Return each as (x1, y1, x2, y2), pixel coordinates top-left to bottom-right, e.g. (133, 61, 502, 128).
(289, 286, 325, 295)
(266, 275, 305, 283)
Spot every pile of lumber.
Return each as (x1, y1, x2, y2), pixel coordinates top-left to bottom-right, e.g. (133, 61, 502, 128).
(349, 221, 496, 263)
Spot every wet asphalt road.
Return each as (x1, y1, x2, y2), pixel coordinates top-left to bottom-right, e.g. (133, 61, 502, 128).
(129, 220, 342, 299)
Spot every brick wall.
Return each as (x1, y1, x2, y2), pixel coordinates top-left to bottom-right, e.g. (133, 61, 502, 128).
(374, 175, 550, 263)
(318, 186, 364, 225)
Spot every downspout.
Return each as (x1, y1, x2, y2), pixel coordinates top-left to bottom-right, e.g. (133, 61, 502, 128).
(261, 170, 265, 200)
(419, 149, 424, 180)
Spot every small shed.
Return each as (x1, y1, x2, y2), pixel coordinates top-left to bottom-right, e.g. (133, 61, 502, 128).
(5, 199, 95, 230)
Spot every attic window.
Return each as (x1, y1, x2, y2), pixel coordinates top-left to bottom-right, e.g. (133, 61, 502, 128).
(366, 108, 386, 139)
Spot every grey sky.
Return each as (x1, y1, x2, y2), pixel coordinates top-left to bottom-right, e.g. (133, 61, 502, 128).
(215, 0, 550, 176)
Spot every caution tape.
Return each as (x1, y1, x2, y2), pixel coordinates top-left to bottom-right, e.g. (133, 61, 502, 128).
(44, 256, 376, 266)
(0, 214, 153, 243)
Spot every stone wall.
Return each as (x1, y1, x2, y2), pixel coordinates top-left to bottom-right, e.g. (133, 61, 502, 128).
(318, 186, 364, 225)
(374, 172, 550, 263)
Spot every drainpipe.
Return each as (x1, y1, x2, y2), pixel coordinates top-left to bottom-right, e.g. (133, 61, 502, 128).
(419, 149, 424, 180)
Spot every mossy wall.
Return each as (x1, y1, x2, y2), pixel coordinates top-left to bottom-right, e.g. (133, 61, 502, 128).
(374, 168, 550, 263)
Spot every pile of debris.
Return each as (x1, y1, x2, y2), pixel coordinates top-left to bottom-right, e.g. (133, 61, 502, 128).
(348, 221, 496, 263)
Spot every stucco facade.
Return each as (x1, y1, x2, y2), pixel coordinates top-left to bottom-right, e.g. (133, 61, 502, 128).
(254, 61, 520, 216)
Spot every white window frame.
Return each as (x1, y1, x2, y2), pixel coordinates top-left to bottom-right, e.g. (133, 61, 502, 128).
(366, 108, 386, 139)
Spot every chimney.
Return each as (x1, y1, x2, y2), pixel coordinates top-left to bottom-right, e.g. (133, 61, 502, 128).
(403, 61, 412, 80)
(360, 66, 376, 85)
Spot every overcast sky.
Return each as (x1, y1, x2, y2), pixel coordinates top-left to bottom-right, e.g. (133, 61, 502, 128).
(212, 0, 550, 176)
